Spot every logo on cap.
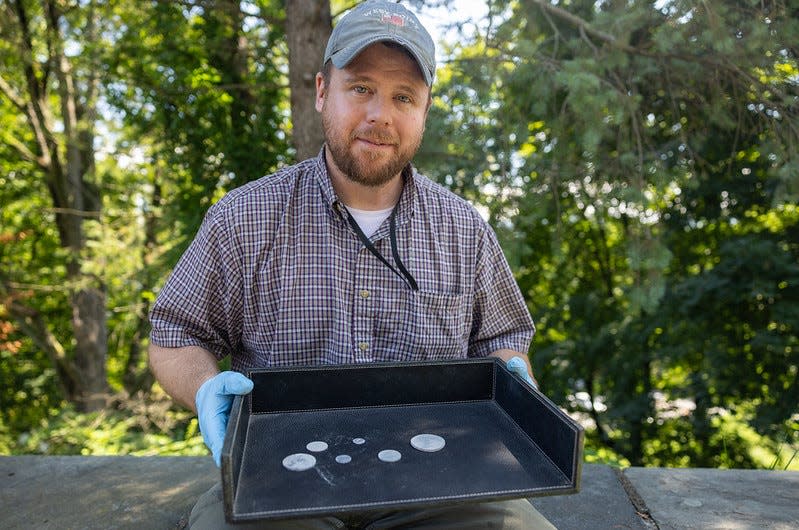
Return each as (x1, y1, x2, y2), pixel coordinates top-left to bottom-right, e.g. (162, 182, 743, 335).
(382, 14, 405, 27)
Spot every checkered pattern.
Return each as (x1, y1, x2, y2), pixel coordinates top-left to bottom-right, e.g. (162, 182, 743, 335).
(149, 151, 535, 373)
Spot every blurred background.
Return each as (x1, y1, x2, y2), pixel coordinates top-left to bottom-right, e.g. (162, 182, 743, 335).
(0, 0, 796, 470)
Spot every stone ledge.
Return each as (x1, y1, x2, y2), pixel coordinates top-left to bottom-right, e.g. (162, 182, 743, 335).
(623, 467, 799, 530)
(0, 456, 216, 530)
(1, 456, 797, 529)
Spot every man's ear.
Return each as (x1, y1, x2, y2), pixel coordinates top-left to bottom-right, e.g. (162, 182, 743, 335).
(315, 72, 326, 113)
(424, 92, 432, 119)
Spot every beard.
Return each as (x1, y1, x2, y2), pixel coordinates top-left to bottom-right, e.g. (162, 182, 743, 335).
(321, 106, 423, 188)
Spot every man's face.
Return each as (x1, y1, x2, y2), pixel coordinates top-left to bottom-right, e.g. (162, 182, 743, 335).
(315, 43, 431, 188)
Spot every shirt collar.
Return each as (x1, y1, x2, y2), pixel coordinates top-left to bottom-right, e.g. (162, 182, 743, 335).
(313, 147, 339, 211)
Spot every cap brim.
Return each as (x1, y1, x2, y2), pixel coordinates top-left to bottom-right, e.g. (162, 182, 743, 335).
(329, 35, 433, 86)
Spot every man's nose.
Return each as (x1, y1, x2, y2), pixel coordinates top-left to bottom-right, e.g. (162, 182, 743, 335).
(366, 95, 392, 126)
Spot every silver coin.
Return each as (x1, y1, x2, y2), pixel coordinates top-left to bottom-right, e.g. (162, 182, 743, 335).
(306, 441, 329, 452)
(352, 438, 366, 445)
(378, 449, 402, 463)
(282, 453, 316, 471)
(410, 433, 446, 452)
(335, 454, 352, 464)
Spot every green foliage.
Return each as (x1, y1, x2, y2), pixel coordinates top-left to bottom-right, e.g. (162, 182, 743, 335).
(105, 0, 289, 247)
(6, 393, 206, 457)
(419, 0, 799, 468)
(0, 125, 74, 433)
(2, 0, 797, 470)
(0, 338, 61, 444)
(1, 0, 288, 456)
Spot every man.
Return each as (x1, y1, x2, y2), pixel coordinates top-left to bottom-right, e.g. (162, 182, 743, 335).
(149, 1, 553, 528)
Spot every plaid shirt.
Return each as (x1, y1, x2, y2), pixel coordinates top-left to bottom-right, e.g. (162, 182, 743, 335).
(149, 151, 535, 373)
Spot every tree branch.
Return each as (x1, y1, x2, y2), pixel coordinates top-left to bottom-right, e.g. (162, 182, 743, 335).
(528, 0, 623, 49)
(1, 130, 41, 167)
(7, 299, 80, 399)
(10, 0, 59, 171)
(0, 278, 79, 400)
(0, 74, 27, 112)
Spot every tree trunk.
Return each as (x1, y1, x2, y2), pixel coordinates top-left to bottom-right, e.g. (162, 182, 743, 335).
(48, 0, 108, 411)
(71, 287, 108, 410)
(285, 0, 331, 160)
(2, 0, 109, 411)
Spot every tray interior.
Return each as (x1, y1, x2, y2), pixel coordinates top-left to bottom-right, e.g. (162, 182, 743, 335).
(222, 358, 583, 522)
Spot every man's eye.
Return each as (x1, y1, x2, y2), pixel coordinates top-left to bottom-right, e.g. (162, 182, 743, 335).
(396, 95, 412, 103)
(353, 86, 368, 94)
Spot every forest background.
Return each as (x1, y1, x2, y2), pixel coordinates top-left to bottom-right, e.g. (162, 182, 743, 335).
(1, 0, 797, 470)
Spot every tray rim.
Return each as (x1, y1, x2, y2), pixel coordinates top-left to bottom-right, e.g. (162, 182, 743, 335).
(221, 357, 584, 522)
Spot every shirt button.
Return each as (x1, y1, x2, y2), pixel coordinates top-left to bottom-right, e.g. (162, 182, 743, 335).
(358, 342, 369, 352)
(360, 289, 370, 299)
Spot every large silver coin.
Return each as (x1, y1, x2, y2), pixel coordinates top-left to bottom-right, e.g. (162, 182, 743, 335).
(282, 453, 316, 471)
(410, 433, 446, 453)
(306, 441, 329, 452)
(378, 449, 402, 463)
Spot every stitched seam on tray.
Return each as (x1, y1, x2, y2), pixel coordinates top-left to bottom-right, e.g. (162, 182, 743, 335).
(255, 359, 485, 374)
(492, 361, 498, 400)
(249, 399, 493, 415)
(243, 487, 566, 517)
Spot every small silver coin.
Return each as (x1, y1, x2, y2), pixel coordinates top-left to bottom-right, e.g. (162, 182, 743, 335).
(282, 453, 316, 472)
(410, 433, 446, 453)
(306, 441, 329, 452)
(352, 438, 366, 445)
(335, 454, 352, 464)
(378, 449, 402, 463)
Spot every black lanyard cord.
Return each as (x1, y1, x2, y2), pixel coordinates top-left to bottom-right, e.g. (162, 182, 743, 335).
(388, 213, 418, 291)
(344, 206, 419, 291)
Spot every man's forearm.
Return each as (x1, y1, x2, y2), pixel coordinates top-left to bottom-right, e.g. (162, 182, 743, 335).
(149, 343, 220, 412)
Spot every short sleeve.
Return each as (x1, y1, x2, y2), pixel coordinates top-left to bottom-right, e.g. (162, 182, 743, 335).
(467, 223, 535, 357)
(149, 203, 244, 360)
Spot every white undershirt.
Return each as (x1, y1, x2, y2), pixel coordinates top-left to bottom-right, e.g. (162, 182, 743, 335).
(346, 205, 394, 238)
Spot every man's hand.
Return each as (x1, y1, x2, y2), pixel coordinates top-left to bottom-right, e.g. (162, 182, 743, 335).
(506, 356, 538, 390)
(195, 371, 254, 466)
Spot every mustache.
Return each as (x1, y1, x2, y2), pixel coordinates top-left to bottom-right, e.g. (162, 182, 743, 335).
(351, 127, 398, 146)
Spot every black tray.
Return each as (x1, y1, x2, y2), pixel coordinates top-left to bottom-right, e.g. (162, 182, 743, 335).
(221, 358, 583, 522)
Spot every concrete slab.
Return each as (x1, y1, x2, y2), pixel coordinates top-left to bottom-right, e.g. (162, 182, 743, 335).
(531, 463, 649, 529)
(6, 456, 795, 530)
(0, 455, 217, 530)
(1, 456, 634, 529)
(624, 467, 799, 530)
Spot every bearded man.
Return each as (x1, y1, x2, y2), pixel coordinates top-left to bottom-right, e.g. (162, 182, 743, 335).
(148, 1, 551, 528)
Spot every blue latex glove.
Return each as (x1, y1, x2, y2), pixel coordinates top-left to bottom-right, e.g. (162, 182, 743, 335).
(195, 371, 254, 467)
(506, 356, 538, 390)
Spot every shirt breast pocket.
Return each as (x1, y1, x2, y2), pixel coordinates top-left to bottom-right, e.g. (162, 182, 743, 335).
(410, 290, 471, 359)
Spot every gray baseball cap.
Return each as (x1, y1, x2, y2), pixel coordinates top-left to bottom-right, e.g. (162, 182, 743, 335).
(323, 0, 436, 86)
